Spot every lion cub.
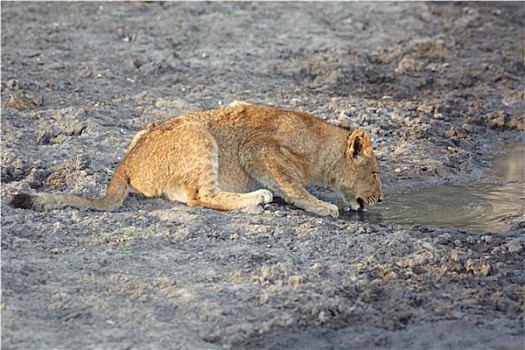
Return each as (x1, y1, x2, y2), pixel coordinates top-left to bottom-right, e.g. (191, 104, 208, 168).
(10, 103, 383, 217)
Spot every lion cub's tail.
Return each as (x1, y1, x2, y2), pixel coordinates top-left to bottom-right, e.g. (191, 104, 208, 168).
(10, 164, 130, 211)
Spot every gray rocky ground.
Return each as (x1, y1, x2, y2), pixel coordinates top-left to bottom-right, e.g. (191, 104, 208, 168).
(1, 2, 524, 349)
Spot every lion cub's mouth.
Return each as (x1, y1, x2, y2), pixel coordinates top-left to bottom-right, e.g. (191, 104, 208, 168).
(357, 198, 368, 211)
(342, 198, 368, 211)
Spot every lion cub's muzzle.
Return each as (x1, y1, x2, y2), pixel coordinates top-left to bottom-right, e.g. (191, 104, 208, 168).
(357, 194, 383, 210)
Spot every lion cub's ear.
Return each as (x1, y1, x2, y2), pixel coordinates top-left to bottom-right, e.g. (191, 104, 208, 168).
(346, 130, 373, 164)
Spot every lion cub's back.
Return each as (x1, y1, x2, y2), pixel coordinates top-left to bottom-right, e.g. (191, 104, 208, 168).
(189, 104, 327, 144)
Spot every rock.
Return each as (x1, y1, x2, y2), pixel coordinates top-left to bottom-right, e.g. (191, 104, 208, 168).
(505, 239, 523, 253)
(9, 91, 43, 110)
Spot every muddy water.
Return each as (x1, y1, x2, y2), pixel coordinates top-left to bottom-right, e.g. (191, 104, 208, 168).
(346, 143, 525, 233)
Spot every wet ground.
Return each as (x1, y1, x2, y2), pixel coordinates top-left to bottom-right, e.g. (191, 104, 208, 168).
(1, 2, 524, 349)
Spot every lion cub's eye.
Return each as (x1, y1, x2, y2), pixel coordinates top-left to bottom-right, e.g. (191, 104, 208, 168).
(373, 172, 378, 180)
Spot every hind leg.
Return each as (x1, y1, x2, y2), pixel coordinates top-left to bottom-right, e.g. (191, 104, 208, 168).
(182, 149, 273, 210)
(186, 188, 273, 211)
(160, 122, 273, 211)
(164, 178, 272, 211)
(165, 186, 273, 210)
(126, 120, 272, 211)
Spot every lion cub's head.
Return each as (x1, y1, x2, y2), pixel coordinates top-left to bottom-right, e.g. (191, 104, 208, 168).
(338, 130, 383, 211)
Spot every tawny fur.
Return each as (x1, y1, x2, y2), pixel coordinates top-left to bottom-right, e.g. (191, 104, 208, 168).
(10, 104, 383, 217)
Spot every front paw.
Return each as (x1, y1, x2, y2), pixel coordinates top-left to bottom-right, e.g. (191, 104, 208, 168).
(312, 202, 339, 218)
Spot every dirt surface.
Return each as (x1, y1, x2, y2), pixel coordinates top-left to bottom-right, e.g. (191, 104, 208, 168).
(1, 2, 524, 349)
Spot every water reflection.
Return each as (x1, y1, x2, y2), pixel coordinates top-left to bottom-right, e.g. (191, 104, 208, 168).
(488, 143, 524, 183)
(344, 183, 524, 233)
(342, 142, 524, 233)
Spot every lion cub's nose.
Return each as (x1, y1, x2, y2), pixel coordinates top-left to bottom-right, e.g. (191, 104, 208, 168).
(377, 198, 383, 203)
